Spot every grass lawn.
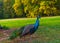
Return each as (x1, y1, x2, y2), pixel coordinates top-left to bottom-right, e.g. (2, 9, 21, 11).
(0, 16, 60, 43)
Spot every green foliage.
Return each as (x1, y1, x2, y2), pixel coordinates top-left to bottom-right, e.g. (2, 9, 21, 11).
(0, 0, 60, 18)
(0, 1, 3, 19)
(13, 0, 25, 17)
(13, 0, 59, 17)
(0, 24, 9, 30)
(3, 0, 15, 18)
(39, 1, 57, 16)
(2, 25, 9, 30)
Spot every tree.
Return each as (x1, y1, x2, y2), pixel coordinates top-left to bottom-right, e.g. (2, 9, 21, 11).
(0, 0, 3, 19)
(2, 0, 59, 18)
(13, 0, 25, 17)
(3, 0, 15, 18)
(39, 1, 57, 16)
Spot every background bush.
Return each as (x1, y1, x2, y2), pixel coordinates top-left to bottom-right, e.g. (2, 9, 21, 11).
(0, 0, 60, 18)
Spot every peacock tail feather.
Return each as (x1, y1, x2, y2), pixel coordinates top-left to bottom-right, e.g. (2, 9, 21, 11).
(9, 29, 20, 40)
(9, 26, 25, 40)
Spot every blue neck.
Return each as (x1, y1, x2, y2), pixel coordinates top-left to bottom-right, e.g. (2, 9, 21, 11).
(34, 17, 39, 29)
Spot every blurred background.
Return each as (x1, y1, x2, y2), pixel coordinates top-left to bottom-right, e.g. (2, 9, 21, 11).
(0, 0, 60, 19)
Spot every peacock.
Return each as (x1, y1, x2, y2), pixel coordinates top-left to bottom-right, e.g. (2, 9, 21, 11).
(9, 15, 40, 40)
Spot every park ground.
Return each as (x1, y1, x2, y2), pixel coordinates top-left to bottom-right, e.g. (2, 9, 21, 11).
(0, 16, 60, 43)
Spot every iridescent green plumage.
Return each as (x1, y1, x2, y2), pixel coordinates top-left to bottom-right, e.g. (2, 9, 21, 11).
(9, 26, 24, 40)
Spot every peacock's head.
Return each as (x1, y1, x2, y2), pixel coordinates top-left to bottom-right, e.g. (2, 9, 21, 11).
(37, 15, 41, 19)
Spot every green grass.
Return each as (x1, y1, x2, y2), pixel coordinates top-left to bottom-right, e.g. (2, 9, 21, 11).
(0, 16, 60, 43)
(0, 16, 60, 28)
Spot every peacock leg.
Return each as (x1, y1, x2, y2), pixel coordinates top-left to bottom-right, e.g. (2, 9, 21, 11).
(22, 36, 26, 42)
(29, 35, 32, 43)
(31, 34, 38, 38)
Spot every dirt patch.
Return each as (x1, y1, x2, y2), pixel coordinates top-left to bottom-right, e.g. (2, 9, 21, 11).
(0, 29, 40, 43)
(0, 29, 14, 42)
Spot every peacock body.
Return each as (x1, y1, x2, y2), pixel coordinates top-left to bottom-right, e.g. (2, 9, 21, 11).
(9, 15, 40, 40)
